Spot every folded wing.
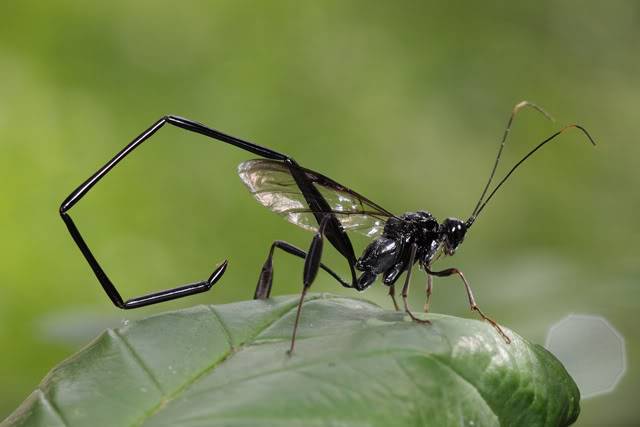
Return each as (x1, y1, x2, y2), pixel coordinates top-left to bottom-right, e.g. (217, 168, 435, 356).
(238, 159, 396, 238)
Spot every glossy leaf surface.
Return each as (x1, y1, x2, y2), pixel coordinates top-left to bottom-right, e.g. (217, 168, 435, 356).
(3, 294, 580, 427)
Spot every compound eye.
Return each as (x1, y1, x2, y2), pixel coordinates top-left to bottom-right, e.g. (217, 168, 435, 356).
(452, 223, 464, 239)
(443, 218, 466, 247)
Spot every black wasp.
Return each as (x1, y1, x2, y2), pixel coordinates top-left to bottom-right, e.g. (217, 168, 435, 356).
(60, 101, 595, 353)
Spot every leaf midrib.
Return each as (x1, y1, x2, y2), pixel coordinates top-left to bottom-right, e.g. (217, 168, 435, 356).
(141, 346, 503, 425)
(137, 297, 505, 426)
(134, 294, 325, 426)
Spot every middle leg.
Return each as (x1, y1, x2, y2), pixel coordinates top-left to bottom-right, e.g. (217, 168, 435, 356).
(254, 240, 351, 300)
(401, 244, 431, 324)
(387, 284, 400, 311)
(423, 274, 433, 313)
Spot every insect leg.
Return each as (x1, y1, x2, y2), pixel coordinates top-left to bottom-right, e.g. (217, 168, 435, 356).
(61, 202, 228, 309)
(254, 240, 352, 300)
(401, 244, 430, 324)
(425, 267, 511, 344)
(285, 159, 360, 288)
(60, 116, 292, 309)
(288, 216, 333, 355)
(423, 274, 433, 313)
(471, 101, 553, 218)
(388, 285, 400, 311)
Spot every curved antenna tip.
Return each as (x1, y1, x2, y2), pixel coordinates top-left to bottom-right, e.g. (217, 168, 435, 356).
(561, 124, 597, 146)
(470, 100, 557, 219)
(514, 101, 556, 123)
(473, 122, 597, 219)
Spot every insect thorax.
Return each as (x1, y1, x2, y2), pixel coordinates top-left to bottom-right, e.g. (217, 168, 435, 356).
(384, 211, 440, 244)
(355, 211, 442, 288)
(365, 212, 440, 262)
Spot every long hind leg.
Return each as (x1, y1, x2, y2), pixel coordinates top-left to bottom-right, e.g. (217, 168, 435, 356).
(60, 115, 290, 309)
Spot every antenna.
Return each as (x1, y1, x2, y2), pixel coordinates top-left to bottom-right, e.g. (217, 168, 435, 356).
(469, 124, 596, 224)
(469, 101, 554, 223)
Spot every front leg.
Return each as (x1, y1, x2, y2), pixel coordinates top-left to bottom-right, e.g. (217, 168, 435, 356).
(401, 244, 431, 324)
(426, 266, 510, 344)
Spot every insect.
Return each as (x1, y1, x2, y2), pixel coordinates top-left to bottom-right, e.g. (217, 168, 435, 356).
(60, 101, 595, 353)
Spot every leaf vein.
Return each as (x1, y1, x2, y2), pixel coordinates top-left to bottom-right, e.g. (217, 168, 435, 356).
(187, 347, 427, 398)
(140, 294, 326, 423)
(37, 389, 69, 427)
(206, 305, 234, 348)
(111, 329, 166, 396)
(429, 354, 499, 423)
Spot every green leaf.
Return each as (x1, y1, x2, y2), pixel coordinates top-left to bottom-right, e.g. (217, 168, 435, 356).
(2, 294, 579, 427)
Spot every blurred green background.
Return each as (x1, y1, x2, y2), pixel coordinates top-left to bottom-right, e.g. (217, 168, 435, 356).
(0, 1, 638, 424)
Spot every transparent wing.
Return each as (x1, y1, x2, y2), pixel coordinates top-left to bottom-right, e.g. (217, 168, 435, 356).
(238, 159, 395, 238)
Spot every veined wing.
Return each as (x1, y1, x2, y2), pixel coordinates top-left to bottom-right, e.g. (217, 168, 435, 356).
(238, 159, 395, 238)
